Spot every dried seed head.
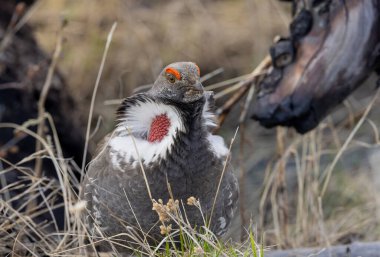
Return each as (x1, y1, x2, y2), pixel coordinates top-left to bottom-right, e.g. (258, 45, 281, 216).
(69, 200, 86, 214)
(160, 224, 172, 235)
(167, 199, 179, 212)
(153, 198, 181, 223)
(152, 201, 170, 222)
(187, 196, 198, 206)
(194, 246, 204, 256)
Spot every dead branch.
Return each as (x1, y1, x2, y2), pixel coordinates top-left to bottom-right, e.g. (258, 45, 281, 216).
(215, 55, 271, 127)
(266, 241, 380, 257)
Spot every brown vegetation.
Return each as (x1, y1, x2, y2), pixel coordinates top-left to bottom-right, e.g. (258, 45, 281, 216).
(1, 0, 380, 256)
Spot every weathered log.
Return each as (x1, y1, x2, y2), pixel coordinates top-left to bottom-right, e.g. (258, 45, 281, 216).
(252, 0, 380, 133)
(266, 241, 380, 257)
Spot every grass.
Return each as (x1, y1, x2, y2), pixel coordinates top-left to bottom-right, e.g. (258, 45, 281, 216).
(0, 126, 263, 256)
(1, 47, 379, 257)
(1, 9, 264, 255)
(253, 91, 380, 249)
(1, 0, 380, 256)
(29, 0, 290, 143)
(0, 120, 264, 256)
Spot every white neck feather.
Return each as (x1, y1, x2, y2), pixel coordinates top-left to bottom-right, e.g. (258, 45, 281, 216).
(115, 99, 185, 137)
(202, 98, 218, 130)
(107, 97, 228, 170)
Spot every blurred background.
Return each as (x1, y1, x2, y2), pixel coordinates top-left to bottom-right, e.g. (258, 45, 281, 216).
(28, 0, 293, 241)
(29, 0, 290, 138)
(1, 0, 380, 252)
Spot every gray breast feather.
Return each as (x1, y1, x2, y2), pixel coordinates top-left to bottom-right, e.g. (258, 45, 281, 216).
(81, 130, 239, 252)
(214, 168, 239, 236)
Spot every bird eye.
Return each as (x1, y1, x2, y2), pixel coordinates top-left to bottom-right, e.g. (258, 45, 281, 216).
(165, 67, 181, 84)
(166, 73, 176, 84)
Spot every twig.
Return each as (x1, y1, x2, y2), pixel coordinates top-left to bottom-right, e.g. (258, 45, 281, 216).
(200, 67, 224, 83)
(0, 3, 25, 53)
(205, 74, 248, 91)
(239, 84, 256, 124)
(103, 99, 123, 106)
(215, 55, 271, 127)
(131, 68, 224, 94)
(131, 83, 153, 94)
(0, 1, 41, 53)
(216, 86, 250, 127)
(214, 71, 264, 100)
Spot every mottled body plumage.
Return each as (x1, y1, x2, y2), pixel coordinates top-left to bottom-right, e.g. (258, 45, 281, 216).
(82, 62, 238, 254)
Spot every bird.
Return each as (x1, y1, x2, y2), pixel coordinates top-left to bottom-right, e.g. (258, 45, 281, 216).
(81, 62, 238, 254)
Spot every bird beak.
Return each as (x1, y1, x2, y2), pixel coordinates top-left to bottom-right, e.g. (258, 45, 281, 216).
(193, 81, 204, 91)
(204, 91, 214, 100)
(183, 81, 204, 103)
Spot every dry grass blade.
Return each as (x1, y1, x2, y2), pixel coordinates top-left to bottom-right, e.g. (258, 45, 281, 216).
(209, 127, 239, 229)
(200, 67, 224, 83)
(3, 1, 380, 255)
(126, 126, 153, 201)
(238, 124, 248, 242)
(320, 89, 380, 197)
(34, 21, 64, 179)
(81, 22, 118, 177)
(131, 83, 153, 94)
(215, 55, 271, 99)
(216, 55, 271, 127)
(239, 84, 255, 124)
(205, 74, 248, 91)
(108, 68, 226, 105)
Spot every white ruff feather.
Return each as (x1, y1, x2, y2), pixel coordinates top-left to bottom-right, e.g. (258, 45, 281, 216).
(203, 95, 229, 158)
(108, 97, 228, 169)
(207, 134, 229, 158)
(110, 100, 185, 168)
(203, 97, 218, 129)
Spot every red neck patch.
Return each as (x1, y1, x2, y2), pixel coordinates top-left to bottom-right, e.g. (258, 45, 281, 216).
(148, 114, 171, 142)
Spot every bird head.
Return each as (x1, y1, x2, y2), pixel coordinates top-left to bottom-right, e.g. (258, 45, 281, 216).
(149, 62, 204, 104)
(115, 62, 213, 146)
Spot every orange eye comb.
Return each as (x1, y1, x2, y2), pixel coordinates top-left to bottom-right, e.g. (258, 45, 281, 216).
(195, 64, 200, 76)
(165, 68, 181, 80)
